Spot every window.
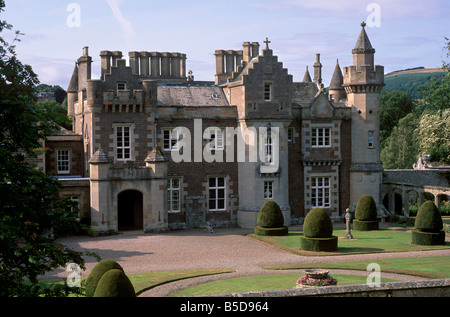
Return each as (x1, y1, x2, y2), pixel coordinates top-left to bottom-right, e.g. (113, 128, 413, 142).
(311, 177, 330, 208)
(264, 131, 274, 165)
(167, 178, 181, 213)
(163, 130, 179, 151)
(368, 131, 374, 148)
(117, 82, 127, 91)
(57, 150, 70, 174)
(208, 177, 226, 211)
(208, 128, 224, 150)
(288, 128, 294, 143)
(116, 126, 131, 160)
(264, 181, 273, 199)
(311, 127, 331, 148)
(264, 83, 272, 101)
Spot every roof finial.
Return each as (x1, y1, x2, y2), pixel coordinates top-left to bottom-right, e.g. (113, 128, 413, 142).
(361, 21, 366, 28)
(264, 37, 271, 50)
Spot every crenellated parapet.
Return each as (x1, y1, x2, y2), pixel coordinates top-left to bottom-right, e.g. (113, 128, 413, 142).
(126, 51, 187, 80)
(215, 42, 260, 84)
(342, 64, 384, 94)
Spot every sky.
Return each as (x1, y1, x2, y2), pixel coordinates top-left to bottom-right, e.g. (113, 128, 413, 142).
(1, 0, 449, 89)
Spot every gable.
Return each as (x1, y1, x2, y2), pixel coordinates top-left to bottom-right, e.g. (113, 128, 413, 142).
(308, 90, 335, 118)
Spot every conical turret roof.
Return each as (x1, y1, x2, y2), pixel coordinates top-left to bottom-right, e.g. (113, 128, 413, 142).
(302, 66, 312, 82)
(329, 60, 344, 90)
(353, 22, 375, 54)
(67, 63, 78, 92)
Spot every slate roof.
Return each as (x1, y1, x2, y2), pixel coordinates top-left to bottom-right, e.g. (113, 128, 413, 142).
(157, 83, 230, 107)
(89, 148, 112, 164)
(145, 146, 168, 162)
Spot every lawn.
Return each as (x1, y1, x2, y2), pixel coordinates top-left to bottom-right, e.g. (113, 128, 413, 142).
(264, 256, 450, 279)
(172, 274, 397, 297)
(128, 269, 234, 295)
(247, 228, 450, 256)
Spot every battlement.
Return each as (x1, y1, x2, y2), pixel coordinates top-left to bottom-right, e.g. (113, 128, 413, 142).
(215, 42, 260, 84)
(342, 64, 384, 93)
(100, 50, 187, 81)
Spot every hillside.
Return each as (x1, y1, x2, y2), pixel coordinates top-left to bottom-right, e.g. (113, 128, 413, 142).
(383, 68, 447, 99)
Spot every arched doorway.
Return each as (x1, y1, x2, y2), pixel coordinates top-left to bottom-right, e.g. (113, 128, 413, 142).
(118, 190, 143, 231)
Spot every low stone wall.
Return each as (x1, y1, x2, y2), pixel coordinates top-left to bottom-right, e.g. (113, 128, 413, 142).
(209, 279, 450, 297)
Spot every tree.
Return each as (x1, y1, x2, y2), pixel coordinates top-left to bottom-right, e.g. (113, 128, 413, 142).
(379, 91, 416, 146)
(0, 0, 91, 297)
(415, 109, 450, 165)
(380, 113, 420, 169)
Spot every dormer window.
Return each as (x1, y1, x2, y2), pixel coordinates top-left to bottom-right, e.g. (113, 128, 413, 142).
(117, 82, 127, 91)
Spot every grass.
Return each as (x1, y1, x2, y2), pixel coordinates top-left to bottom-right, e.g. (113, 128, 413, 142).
(263, 256, 450, 279)
(247, 228, 450, 256)
(172, 274, 397, 297)
(127, 269, 235, 295)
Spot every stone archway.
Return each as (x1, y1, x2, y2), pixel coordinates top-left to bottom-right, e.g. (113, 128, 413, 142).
(118, 190, 144, 231)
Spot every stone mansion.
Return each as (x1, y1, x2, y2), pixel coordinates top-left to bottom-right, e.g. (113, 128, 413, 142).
(41, 23, 385, 233)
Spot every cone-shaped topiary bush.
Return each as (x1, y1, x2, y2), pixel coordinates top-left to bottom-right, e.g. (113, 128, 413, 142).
(353, 195, 379, 231)
(93, 269, 136, 297)
(303, 207, 333, 238)
(85, 259, 125, 297)
(300, 208, 338, 252)
(254, 200, 288, 236)
(412, 201, 445, 245)
(257, 200, 284, 227)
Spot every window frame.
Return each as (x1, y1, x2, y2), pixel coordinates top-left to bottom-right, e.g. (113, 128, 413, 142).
(368, 131, 375, 148)
(208, 128, 224, 151)
(116, 125, 132, 161)
(264, 82, 272, 102)
(263, 131, 274, 165)
(208, 176, 226, 212)
(264, 181, 274, 200)
(163, 129, 179, 151)
(311, 127, 331, 148)
(311, 176, 331, 208)
(57, 149, 71, 174)
(167, 178, 181, 213)
(117, 81, 127, 91)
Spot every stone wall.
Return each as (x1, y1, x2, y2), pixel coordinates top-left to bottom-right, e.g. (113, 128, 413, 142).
(207, 278, 450, 297)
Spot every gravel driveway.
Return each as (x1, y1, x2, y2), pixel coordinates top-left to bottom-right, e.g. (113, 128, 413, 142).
(43, 225, 450, 297)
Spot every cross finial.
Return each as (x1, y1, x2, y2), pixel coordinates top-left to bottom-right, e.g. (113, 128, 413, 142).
(264, 37, 271, 50)
(361, 21, 366, 28)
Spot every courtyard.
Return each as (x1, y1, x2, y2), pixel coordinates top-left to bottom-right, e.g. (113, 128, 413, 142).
(43, 222, 450, 297)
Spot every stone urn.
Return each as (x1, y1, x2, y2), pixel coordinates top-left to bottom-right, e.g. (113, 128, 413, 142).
(304, 269, 329, 279)
(296, 269, 337, 288)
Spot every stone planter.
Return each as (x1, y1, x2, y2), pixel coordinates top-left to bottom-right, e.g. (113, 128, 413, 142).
(296, 269, 337, 288)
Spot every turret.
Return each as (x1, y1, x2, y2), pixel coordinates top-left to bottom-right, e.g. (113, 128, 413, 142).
(343, 22, 385, 214)
(329, 60, 346, 102)
(302, 66, 312, 83)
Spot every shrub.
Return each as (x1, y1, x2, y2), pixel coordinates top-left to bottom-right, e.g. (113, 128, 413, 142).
(85, 259, 124, 297)
(93, 269, 136, 297)
(414, 201, 443, 232)
(412, 201, 445, 245)
(257, 200, 284, 228)
(355, 195, 378, 221)
(354, 195, 379, 231)
(303, 208, 333, 238)
(300, 208, 337, 252)
(254, 200, 288, 236)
